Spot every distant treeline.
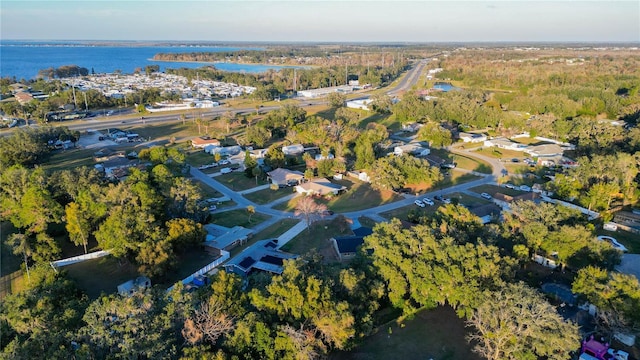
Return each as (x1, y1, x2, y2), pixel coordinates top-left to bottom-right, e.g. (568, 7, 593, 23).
(154, 48, 421, 67)
(37, 65, 90, 79)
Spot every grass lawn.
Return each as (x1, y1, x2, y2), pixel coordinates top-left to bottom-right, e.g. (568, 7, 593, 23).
(359, 112, 398, 130)
(280, 218, 353, 260)
(193, 180, 223, 199)
(155, 248, 219, 287)
(229, 219, 300, 258)
(215, 172, 269, 191)
(430, 149, 492, 174)
(63, 255, 140, 299)
(448, 192, 492, 208)
(0, 222, 25, 298)
(331, 306, 481, 360)
(432, 172, 483, 192)
(470, 184, 523, 197)
(209, 209, 271, 229)
(121, 122, 201, 143)
(274, 180, 402, 213)
(43, 148, 101, 172)
(475, 147, 525, 160)
(1, 222, 21, 277)
(382, 202, 440, 222)
(186, 150, 215, 167)
(244, 187, 294, 205)
(596, 229, 640, 254)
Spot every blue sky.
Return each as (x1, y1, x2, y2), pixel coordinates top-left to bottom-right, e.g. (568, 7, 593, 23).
(1, 1, 638, 42)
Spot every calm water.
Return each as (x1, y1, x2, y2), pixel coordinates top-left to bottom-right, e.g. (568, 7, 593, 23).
(0, 41, 299, 79)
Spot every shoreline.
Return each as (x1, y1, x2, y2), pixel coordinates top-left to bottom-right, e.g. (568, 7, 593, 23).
(150, 58, 314, 69)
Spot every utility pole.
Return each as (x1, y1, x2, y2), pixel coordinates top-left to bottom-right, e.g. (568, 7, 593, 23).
(72, 81, 78, 110)
(83, 91, 88, 111)
(293, 68, 297, 94)
(345, 63, 348, 85)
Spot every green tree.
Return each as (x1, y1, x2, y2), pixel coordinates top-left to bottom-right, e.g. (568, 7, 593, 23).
(467, 282, 580, 360)
(246, 126, 271, 147)
(327, 92, 346, 108)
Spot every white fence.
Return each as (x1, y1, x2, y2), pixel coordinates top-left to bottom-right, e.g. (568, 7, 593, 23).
(50, 250, 111, 268)
(166, 250, 230, 292)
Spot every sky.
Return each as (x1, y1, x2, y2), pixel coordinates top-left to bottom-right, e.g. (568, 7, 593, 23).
(1, 0, 639, 43)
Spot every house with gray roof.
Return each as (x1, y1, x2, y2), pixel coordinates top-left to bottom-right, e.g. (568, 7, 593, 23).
(224, 239, 297, 276)
(203, 225, 253, 255)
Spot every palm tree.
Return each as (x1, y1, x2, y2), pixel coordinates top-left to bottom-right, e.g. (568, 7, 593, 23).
(8, 233, 32, 281)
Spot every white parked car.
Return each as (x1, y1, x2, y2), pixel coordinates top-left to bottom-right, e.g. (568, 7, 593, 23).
(504, 183, 515, 189)
(480, 192, 492, 200)
(220, 167, 232, 174)
(597, 235, 628, 252)
(218, 159, 230, 165)
(519, 185, 531, 192)
(443, 198, 451, 204)
(423, 198, 434, 206)
(414, 200, 425, 207)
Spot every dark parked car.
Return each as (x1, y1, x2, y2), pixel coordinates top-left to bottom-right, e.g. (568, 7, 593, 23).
(322, 210, 334, 216)
(440, 162, 456, 169)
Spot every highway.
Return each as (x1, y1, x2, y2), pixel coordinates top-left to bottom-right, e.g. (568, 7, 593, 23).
(1, 57, 431, 136)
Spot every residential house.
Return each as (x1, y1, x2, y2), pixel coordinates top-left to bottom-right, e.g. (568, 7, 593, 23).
(224, 240, 297, 277)
(401, 122, 424, 133)
(14, 92, 34, 105)
(249, 148, 268, 159)
(459, 132, 487, 143)
(208, 145, 242, 157)
(267, 168, 305, 186)
(469, 204, 502, 224)
(394, 142, 431, 157)
(613, 211, 640, 232)
(192, 137, 221, 148)
(203, 225, 254, 255)
(347, 170, 371, 183)
(330, 227, 373, 261)
(282, 144, 305, 156)
(493, 192, 539, 211)
(314, 152, 335, 161)
(525, 144, 564, 158)
(483, 138, 528, 151)
(295, 179, 346, 196)
(346, 99, 373, 111)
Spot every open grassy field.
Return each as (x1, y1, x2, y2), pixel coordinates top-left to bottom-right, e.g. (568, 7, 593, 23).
(243, 187, 294, 205)
(214, 172, 269, 191)
(63, 249, 218, 298)
(331, 306, 481, 360)
(63, 255, 140, 299)
(280, 217, 353, 260)
(209, 209, 271, 229)
(430, 149, 492, 174)
(274, 180, 402, 213)
(185, 150, 215, 167)
(193, 180, 223, 199)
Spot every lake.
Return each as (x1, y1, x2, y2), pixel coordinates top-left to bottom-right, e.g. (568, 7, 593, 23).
(0, 41, 302, 80)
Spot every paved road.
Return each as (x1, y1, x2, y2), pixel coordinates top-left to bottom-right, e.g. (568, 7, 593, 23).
(2, 57, 434, 137)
